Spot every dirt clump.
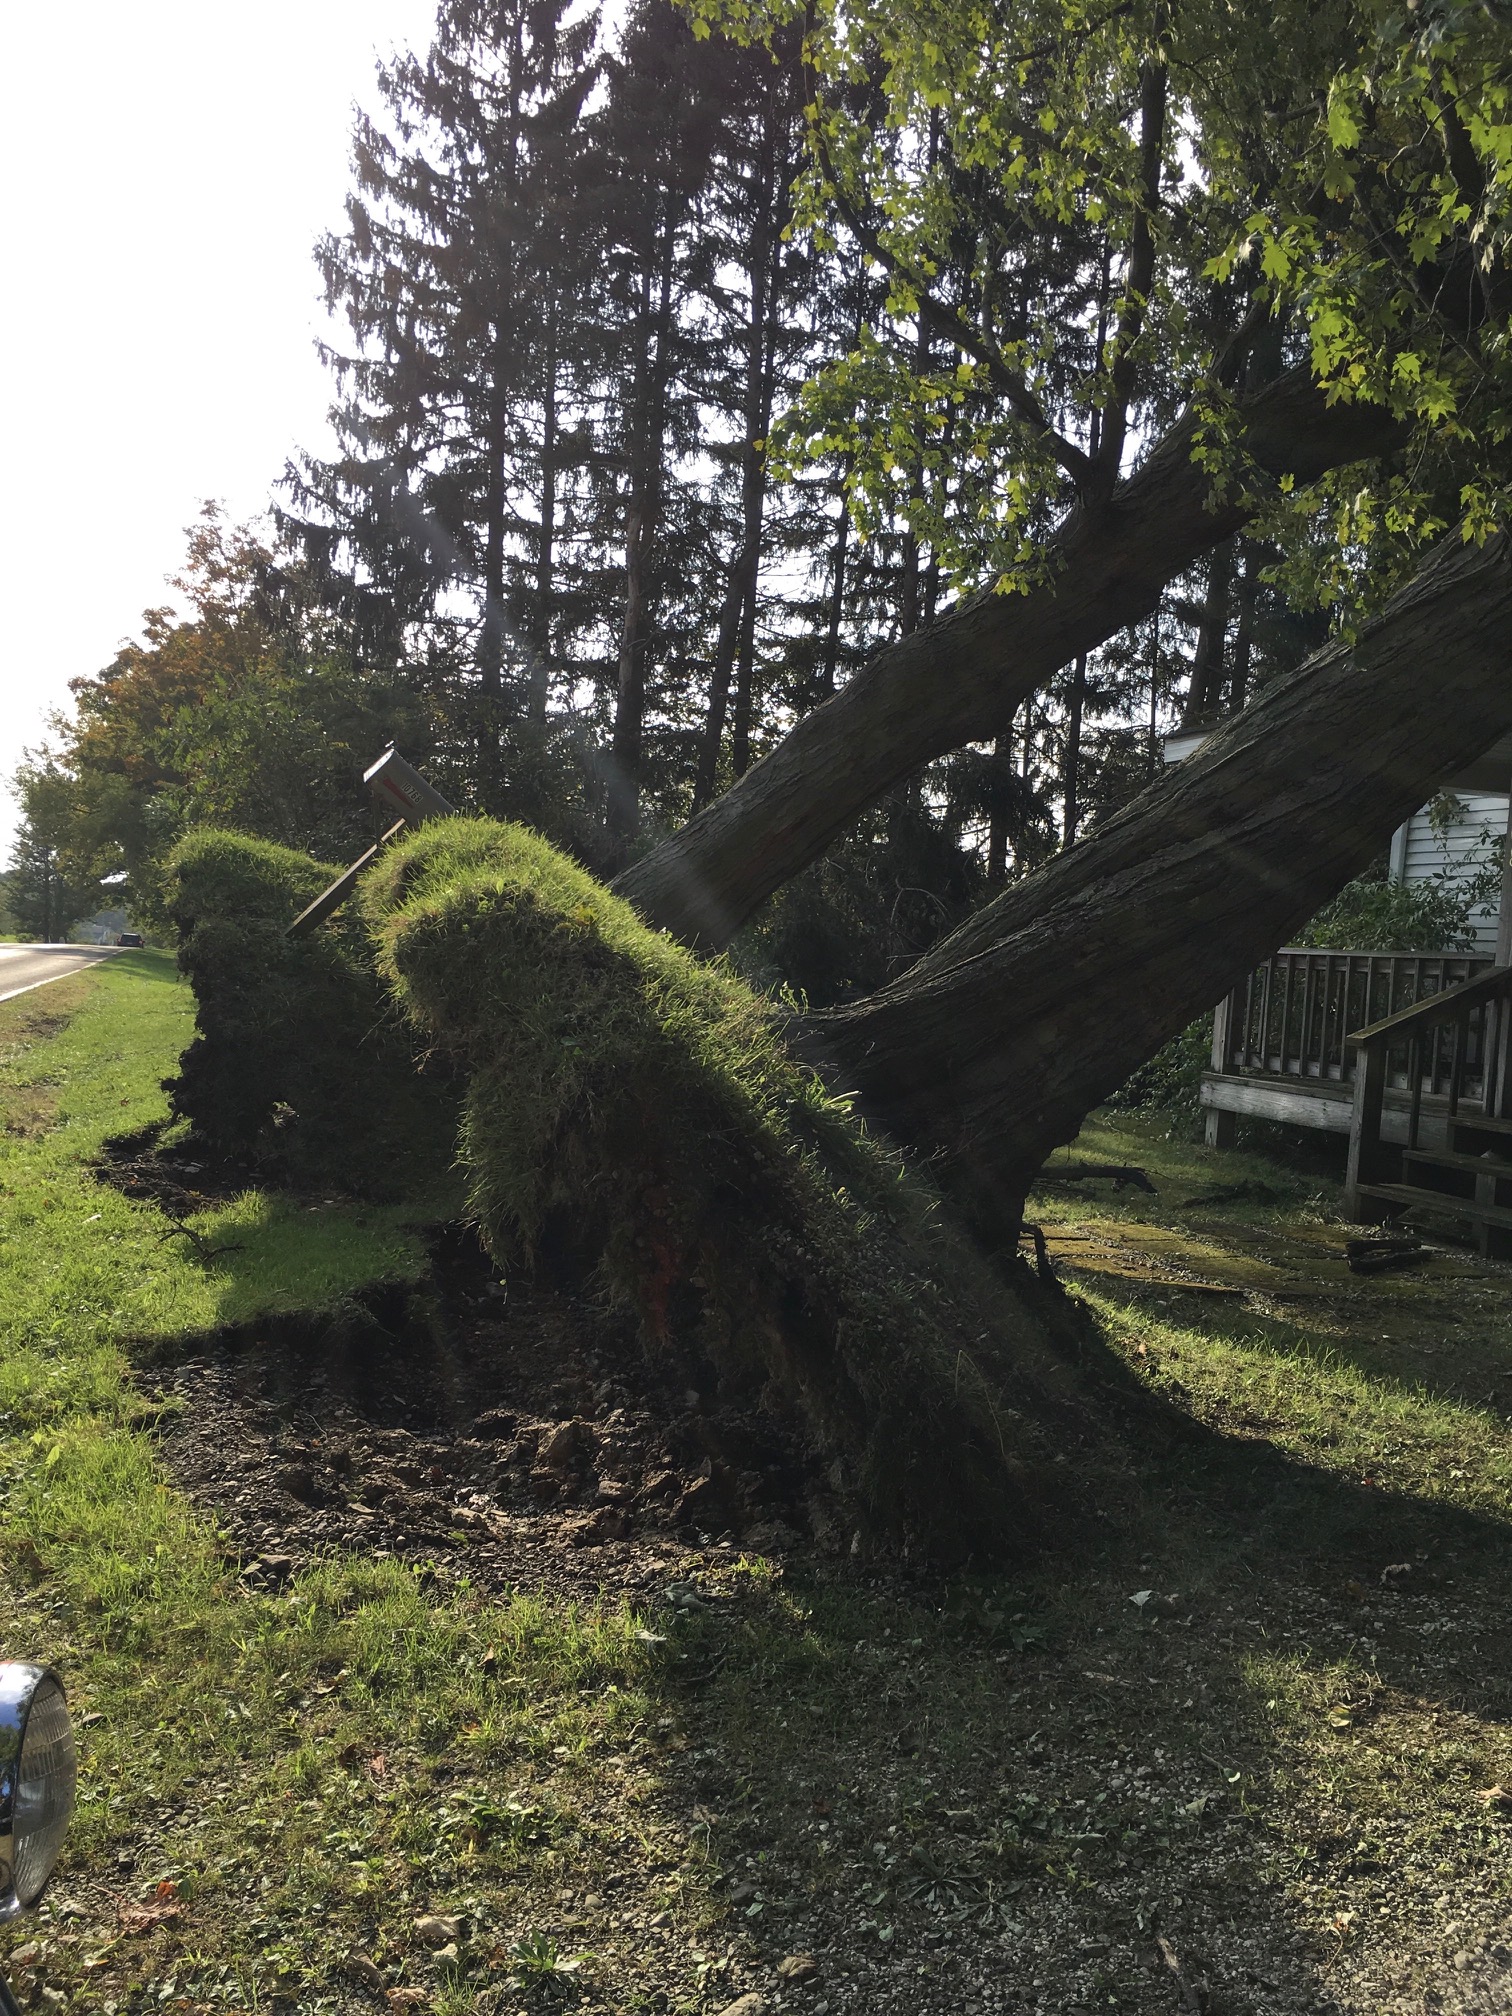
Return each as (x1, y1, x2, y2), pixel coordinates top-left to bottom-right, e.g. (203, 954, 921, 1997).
(146, 1252, 836, 1602)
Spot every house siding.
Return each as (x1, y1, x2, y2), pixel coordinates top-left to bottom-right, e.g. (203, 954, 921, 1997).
(1391, 792, 1509, 956)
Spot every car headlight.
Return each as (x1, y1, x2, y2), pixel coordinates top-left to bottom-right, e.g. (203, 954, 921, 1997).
(0, 1665, 77, 1920)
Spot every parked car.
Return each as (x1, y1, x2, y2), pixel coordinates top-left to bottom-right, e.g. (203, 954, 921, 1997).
(116, 932, 144, 948)
(0, 1663, 77, 2015)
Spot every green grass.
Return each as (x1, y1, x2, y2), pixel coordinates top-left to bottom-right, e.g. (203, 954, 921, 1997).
(7, 962, 1512, 2013)
(0, 956, 665, 2015)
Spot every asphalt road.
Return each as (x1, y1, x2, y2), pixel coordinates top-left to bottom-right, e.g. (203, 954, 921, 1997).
(0, 943, 120, 1004)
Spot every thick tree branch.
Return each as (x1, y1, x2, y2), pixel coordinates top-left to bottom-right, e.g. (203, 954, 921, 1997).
(810, 527, 1512, 1220)
(613, 361, 1401, 948)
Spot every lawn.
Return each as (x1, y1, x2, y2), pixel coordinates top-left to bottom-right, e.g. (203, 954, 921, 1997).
(3, 959, 1512, 2015)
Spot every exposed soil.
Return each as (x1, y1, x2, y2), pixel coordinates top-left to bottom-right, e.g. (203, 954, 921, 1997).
(144, 1230, 841, 1610)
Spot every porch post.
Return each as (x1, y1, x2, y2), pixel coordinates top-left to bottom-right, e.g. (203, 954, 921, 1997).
(1493, 776, 1512, 1118)
(1343, 1035, 1390, 1222)
(1204, 988, 1238, 1149)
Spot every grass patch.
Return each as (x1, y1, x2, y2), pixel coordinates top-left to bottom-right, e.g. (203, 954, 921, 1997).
(0, 957, 674, 2015)
(7, 963, 1512, 2013)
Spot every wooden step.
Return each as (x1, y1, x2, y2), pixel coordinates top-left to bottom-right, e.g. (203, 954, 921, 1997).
(1451, 1113, 1512, 1138)
(1401, 1147, 1512, 1179)
(1355, 1182, 1512, 1232)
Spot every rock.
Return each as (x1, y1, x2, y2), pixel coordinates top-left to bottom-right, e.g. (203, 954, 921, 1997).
(776, 1953, 818, 1983)
(540, 1419, 594, 1469)
(717, 1997, 768, 2016)
(572, 1506, 631, 1545)
(472, 1408, 517, 1438)
(277, 1464, 319, 1503)
(741, 1520, 799, 1555)
(412, 1912, 465, 1947)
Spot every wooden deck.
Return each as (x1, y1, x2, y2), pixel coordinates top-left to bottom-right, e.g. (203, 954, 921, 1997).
(1202, 948, 1493, 1146)
(1203, 947, 1512, 1255)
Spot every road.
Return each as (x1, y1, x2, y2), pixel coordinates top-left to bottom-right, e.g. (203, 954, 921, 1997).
(0, 943, 120, 1005)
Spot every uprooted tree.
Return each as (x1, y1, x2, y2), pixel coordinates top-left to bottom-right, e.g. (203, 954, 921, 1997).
(166, 525, 1512, 1557)
(615, 0, 1511, 939)
(159, 0, 1512, 1556)
(810, 529, 1512, 1226)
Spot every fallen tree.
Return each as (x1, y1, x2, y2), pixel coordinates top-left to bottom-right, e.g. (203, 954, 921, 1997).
(359, 816, 1110, 1558)
(160, 534, 1510, 1558)
(614, 364, 1394, 947)
(809, 528, 1512, 1227)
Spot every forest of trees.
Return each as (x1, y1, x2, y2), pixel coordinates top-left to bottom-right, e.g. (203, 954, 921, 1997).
(7, 0, 1509, 1012)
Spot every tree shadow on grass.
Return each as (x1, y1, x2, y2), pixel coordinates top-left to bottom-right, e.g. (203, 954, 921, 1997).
(111, 1167, 1512, 2016)
(648, 1391, 1512, 2016)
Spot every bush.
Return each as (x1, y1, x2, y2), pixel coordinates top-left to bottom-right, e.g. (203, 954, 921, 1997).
(166, 828, 456, 1197)
(363, 817, 1085, 1558)
(1105, 1015, 1212, 1124)
(1295, 873, 1490, 953)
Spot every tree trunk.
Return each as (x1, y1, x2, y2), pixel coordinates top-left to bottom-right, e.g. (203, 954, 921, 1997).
(730, 186, 786, 782)
(1228, 539, 1258, 712)
(1179, 536, 1234, 728)
(1061, 654, 1088, 847)
(817, 478, 852, 701)
(530, 295, 559, 729)
(478, 394, 510, 811)
(613, 364, 1398, 947)
(609, 206, 678, 842)
(810, 528, 1512, 1228)
(695, 121, 781, 807)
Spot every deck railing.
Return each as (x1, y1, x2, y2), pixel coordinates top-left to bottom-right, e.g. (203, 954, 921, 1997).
(1214, 949, 1494, 1086)
(1343, 963, 1512, 1211)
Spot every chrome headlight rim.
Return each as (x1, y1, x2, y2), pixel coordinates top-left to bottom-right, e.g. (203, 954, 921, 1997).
(0, 1663, 76, 1923)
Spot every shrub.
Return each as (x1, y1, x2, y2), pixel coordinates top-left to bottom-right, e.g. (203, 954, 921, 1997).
(1105, 1015, 1212, 1124)
(363, 817, 1086, 1558)
(166, 827, 456, 1197)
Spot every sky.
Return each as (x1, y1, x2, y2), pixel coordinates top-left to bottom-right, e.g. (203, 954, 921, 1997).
(0, 0, 441, 851)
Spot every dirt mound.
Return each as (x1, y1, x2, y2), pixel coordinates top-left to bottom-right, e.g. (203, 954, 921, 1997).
(145, 1237, 847, 1601)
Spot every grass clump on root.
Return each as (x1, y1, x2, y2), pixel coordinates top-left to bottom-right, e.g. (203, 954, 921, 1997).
(167, 827, 458, 1199)
(363, 817, 1097, 1560)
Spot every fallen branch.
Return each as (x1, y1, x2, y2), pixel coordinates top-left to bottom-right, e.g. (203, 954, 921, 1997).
(1156, 1935, 1205, 2014)
(1345, 1235, 1427, 1277)
(1041, 1163, 1159, 1193)
(155, 1225, 245, 1263)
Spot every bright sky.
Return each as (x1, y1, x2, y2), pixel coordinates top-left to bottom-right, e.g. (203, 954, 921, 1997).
(0, 0, 441, 852)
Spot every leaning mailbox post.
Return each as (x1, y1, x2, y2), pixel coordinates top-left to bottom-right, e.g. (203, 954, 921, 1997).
(286, 749, 457, 939)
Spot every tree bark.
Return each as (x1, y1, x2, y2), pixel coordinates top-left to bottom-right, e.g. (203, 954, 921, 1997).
(608, 204, 678, 842)
(613, 364, 1397, 947)
(1179, 535, 1234, 728)
(808, 528, 1512, 1227)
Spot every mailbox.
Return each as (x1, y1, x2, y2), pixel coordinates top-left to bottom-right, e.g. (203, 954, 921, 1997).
(364, 748, 457, 825)
(287, 750, 459, 939)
